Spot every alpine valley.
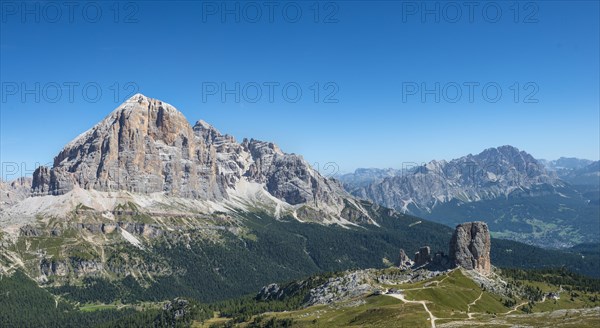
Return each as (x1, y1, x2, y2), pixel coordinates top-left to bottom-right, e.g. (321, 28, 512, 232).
(1, 95, 599, 327)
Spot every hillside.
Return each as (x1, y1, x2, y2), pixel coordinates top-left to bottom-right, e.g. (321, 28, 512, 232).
(2, 208, 598, 308)
(3, 263, 599, 327)
(198, 268, 600, 328)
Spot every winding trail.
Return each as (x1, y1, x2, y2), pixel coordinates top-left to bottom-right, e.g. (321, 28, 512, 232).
(503, 301, 530, 315)
(466, 292, 483, 319)
(386, 293, 437, 328)
(431, 272, 451, 286)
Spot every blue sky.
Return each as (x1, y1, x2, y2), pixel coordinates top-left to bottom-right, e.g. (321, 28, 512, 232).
(1, 1, 599, 178)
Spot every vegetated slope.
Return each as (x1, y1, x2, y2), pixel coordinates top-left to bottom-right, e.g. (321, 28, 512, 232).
(0, 271, 140, 327)
(195, 268, 600, 328)
(422, 184, 600, 248)
(44, 206, 450, 304)
(2, 212, 600, 327)
(40, 207, 600, 306)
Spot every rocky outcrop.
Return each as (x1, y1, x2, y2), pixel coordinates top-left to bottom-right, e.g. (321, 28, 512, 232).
(40, 257, 103, 278)
(78, 223, 103, 234)
(20, 224, 42, 237)
(119, 222, 163, 238)
(161, 298, 192, 323)
(399, 221, 492, 273)
(449, 221, 491, 275)
(414, 246, 431, 267)
(40, 259, 69, 277)
(101, 223, 118, 234)
(305, 271, 376, 306)
(75, 222, 163, 237)
(72, 260, 103, 277)
(397, 249, 413, 269)
(257, 283, 284, 301)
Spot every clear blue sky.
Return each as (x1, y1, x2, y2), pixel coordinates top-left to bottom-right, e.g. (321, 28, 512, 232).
(1, 1, 598, 178)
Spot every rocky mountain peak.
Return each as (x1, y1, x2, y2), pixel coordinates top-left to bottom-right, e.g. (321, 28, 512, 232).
(192, 119, 231, 145)
(33, 94, 205, 197)
(471, 145, 541, 173)
(27, 95, 365, 224)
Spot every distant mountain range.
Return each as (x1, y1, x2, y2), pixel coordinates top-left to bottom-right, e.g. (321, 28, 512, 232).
(540, 158, 600, 186)
(341, 148, 600, 248)
(538, 157, 595, 171)
(336, 168, 402, 189)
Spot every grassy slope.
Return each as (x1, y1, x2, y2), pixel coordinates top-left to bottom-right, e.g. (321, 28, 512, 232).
(213, 269, 600, 328)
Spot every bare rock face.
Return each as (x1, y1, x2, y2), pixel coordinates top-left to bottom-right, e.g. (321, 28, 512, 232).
(449, 221, 491, 275)
(414, 246, 431, 267)
(40, 259, 69, 277)
(0, 177, 32, 208)
(19, 224, 42, 237)
(32, 94, 228, 199)
(242, 138, 345, 208)
(397, 249, 413, 269)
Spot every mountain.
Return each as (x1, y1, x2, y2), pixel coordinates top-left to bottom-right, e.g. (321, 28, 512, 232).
(344, 146, 600, 248)
(537, 157, 599, 186)
(0, 177, 31, 208)
(21, 94, 371, 226)
(539, 157, 595, 171)
(336, 168, 402, 190)
(557, 161, 600, 186)
(350, 146, 560, 212)
(0, 94, 427, 298)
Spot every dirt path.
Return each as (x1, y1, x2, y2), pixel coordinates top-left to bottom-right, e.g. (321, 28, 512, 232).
(386, 293, 437, 328)
(467, 292, 483, 319)
(501, 295, 549, 315)
(431, 272, 451, 286)
(503, 301, 529, 314)
(382, 270, 461, 327)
